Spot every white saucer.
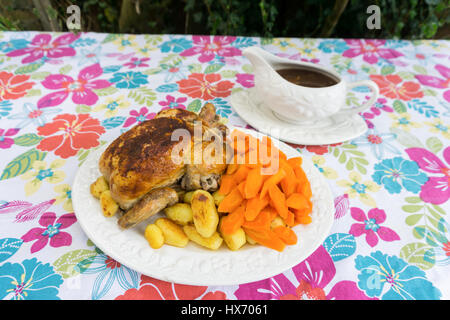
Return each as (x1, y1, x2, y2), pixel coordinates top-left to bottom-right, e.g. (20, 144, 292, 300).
(230, 88, 368, 145)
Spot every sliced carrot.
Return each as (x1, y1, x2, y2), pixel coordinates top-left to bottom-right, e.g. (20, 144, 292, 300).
(218, 175, 236, 196)
(296, 215, 312, 225)
(273, 226, 297, 245)
(280, 159, 297, 196)
(243, 227, 286, 252)
(237, 181, 246, 197)
(243, 208, 273, 230)
(245, 195, 269, 221)
(294, 166, 308, 183)
(283, 210, 295, 227)
(293, 207, 311, 218)
(220, 203, 245, 235)
(260, 168, 286, 199)
(233, 165, 250, 184)
(268, 183, 288, 219)
(218, 188, 243, 213)
(244, 167, 264, 199)
(286, 193, 311, 210)
(298, 181, 312, 199)
(226, 163, 239, 175)
(287, 157, 302, 169)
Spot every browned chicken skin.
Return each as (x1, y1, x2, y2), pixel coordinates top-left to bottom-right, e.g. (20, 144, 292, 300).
(99, 103, 228, 229)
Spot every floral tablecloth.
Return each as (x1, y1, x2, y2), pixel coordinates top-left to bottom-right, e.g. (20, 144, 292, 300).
(0, 32, 448, 300)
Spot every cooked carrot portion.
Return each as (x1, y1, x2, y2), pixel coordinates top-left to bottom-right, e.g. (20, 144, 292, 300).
(226, 163, 239, 175)
(298, 181, 312, 199)
(218, 129, 314, 251)
(280, 160, 297, 196)
(268, 184, 288, 219)
(245, 195, 269, 221)
(273, 226, 297, 245)
(283, 210, 295, 227)
(286, 193, 311, 210)
(260, 168, 286, 199)
(287, 157, 302, 168)
(218, 188, 243, 213)
(243, 228, 286, 252)
(296, 215, 312, 225)
(243, 209, 271, 230)
(218, 175, 236, 196)
(237, 181, 246, 197)
(220, 203, 245, 235)
(244, 167, 264, 199)
(233, 165, 250, 184)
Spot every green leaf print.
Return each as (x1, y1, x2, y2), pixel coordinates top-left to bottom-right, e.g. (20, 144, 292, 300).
(53, 249, 98, 278)
(330, 143, 368, 174)
(400, 242, 435, 270)
(0, 148, 47, 181)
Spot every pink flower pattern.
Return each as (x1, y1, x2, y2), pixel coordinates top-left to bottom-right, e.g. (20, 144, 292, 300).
(7, 33, 80, 64)
(406, 147, 450, 205)
(349, 207, 400, 247)
(21, 212, 77, 253)
(158, 95, 187, 110)
(235, 246, 377, 300)
(415, 64, 450, 103)
(343, 39, 403, 64)
(123, 107, 156, 127)
(180, 36, 241, 63)
(37, 63, 111, 108)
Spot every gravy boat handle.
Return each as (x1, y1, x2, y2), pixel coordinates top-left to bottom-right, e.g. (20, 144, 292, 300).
(339, 80, 379, 116)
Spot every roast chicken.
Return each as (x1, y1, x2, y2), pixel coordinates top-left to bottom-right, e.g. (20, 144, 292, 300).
(99, 103, 229, 229)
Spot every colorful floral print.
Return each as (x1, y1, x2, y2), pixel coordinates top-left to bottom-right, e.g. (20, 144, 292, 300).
(0, 32, 447, 300)
(21, 212, 76, 253)
(0, 128, 19, 149)
(349, 207, 400, 247)
(370, 74, 423, 101)
(0, 258, 63, 300)
(177, 73, 234, 100)
(38, 63, 111, 108)
(416, 64, 450, 103)
(406, 147, 450, 205)
(21, 159, 66, 196)
(109, 71, 148, 89)
(6, 33, 79, 64)
(0, 71, 35, 101)
(36, 113, 105, 158)
(116, 275, 226, 300)
(235, 246, 376, 300)
(337, 171, 380, 207)
(355, 251, 441, 299)
(123, 107, 155, 127)
(180, 36, 241, 63)
(158, 95, 187, 110)
(93, 95, 131, 117)
(343, 39, 403, 64)
(8, 103, 61, 128)
(372, 157, 428, 194)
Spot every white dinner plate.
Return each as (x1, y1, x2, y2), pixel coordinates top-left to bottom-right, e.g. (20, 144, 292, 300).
(72, 128, 334, 286)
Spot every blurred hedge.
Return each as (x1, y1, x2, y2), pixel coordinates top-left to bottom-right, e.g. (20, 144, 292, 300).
(1, 0, 449, 39)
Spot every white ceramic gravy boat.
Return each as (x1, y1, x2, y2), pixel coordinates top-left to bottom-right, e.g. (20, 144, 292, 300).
(243, 46, 379, 124)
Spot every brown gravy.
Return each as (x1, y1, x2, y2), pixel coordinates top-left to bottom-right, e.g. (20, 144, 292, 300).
(276, 68, 338, 88)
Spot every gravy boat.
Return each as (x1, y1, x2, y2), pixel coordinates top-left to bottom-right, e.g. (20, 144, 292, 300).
(243, 46, 379, 124)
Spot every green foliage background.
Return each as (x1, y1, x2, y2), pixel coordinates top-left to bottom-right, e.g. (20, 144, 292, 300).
(1, 0, 449, 39)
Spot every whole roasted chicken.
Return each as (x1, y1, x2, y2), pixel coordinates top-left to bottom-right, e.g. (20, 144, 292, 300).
(99, 104, 229, 229)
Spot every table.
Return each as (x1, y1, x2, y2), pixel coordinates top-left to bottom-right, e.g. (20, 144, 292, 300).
(0, 32, 448, 300)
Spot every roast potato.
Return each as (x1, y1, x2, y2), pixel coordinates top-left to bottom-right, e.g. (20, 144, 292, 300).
(164, 203, 193, 225)
(155, 218, 189, 247)
(220, 222, 246, 251)
(183, 225, 223, 250)
(90, 176, 109, 199)
(100, 190, 119, 217)
(190, 190, 219, 238)
(183, 191, 195, 204)
(212, 190, 226, 207)
(144, 224, 164, 249)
